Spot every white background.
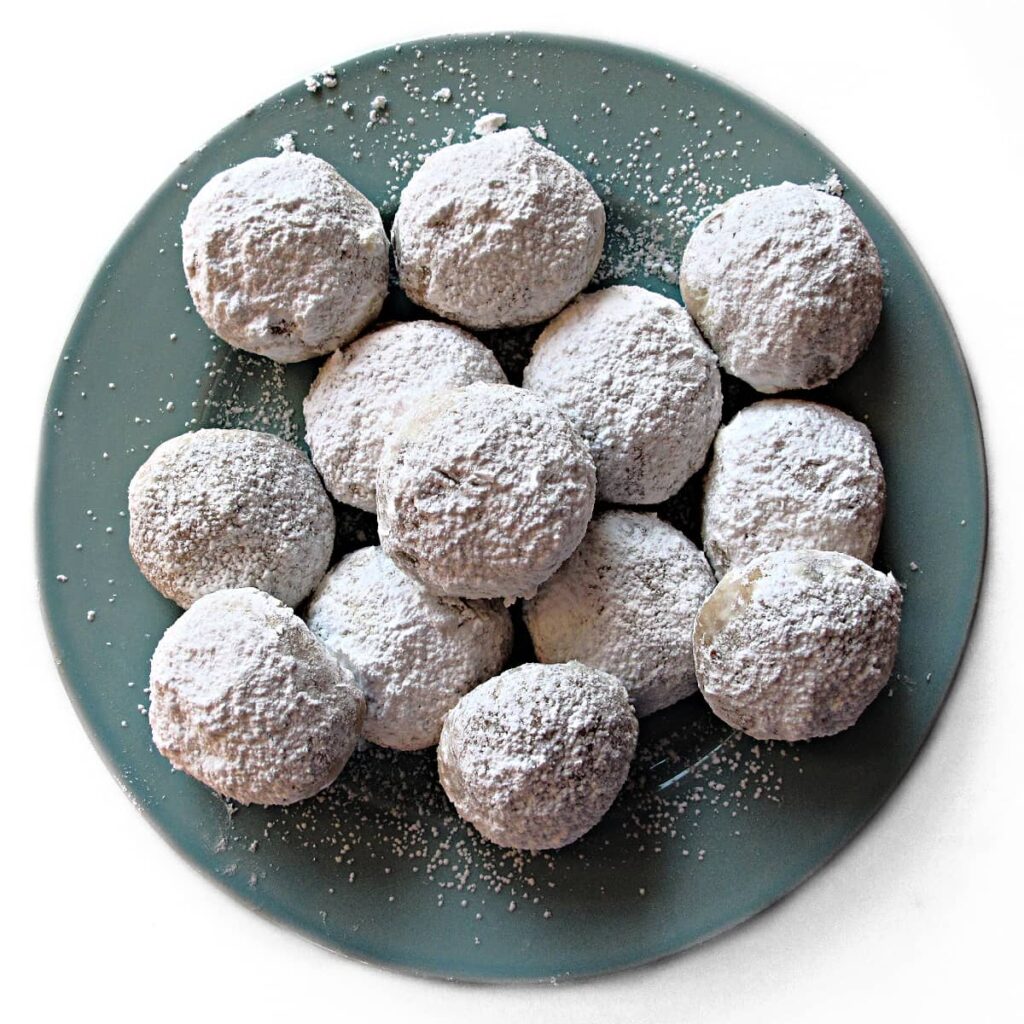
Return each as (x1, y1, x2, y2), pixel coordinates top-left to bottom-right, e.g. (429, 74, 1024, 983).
(3, 2, 1021, 1020)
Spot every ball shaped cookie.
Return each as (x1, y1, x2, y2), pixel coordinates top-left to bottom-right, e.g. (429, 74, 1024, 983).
(392, 127, 605, 329)
(524, 511, 716, 717)
(306, 546, 513, 750)
(128, 428, 335, 608)
(680, 182, 883, 392)
(523, 285, 722, 504)
(149, 588, 366, 805)
(376, 382, 596, 601)
(693, 550, 903, 741)
(702, 399, 885, 578)
(181, 151, 388, 362)
(303, 320, 506, 511)
(437, 662, 638, 850)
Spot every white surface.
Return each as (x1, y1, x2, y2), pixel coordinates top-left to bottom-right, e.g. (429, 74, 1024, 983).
(3, 1, 1021, 1020)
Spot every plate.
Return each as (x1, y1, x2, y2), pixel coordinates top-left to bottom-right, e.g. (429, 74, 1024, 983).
(36, 33, 986, 982)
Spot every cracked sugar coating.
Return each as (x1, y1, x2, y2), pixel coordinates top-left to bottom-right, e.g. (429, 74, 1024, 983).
(524, 511, 716, 717)
(181, 151, 388, 363)
(376, 382, 596, 600)
(523, 285, 722, 504)
(702, 399, 886, 578)
(437, 662, 638, 850)
(303, 320, 506, 511)
(693, 550, 902, 741)
(306, 546, 513, 750)
(128, 428, 335, 608)
(680, 182, 883, 393)
(149, 588, 366, 805)
(392, 127, 605, 329)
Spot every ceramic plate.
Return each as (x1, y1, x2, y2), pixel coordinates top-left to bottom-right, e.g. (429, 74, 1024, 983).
(37, 33, 986, 981)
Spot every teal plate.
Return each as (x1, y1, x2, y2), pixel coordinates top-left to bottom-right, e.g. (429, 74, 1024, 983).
(37, 33, 986, 982)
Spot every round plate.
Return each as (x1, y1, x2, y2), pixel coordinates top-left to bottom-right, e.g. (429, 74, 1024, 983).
(37, 33, 986, 982)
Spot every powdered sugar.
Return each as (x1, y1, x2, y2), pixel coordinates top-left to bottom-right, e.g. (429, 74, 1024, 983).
(181, 151, 388, 363)
(472, 111, 507, 135)
(680, 182, 883, 392)
(72, 38, 913, 954)
(128, 428, 335, 608)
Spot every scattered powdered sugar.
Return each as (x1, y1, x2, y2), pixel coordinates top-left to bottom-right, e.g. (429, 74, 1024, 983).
(472, 111, 507, 135)
(198, 698, 800, 928)
(196, 349, 300, 442)
(822, 171, 845, 197)
(369, 95, 389, 124)
(263, 46, 763, 280)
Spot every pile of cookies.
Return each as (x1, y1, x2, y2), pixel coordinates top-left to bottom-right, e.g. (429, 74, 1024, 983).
(129, 125, 902, 851)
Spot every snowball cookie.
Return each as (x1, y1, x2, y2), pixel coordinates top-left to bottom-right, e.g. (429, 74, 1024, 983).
(523, 286, 722, 504)
(129, 429, 335, 608)
(181, 151, 388, 363)
(392, 127, 605, 329)
(306, 546, 513, 750)
(524, 511, 716, 717)
(693, 550, 902, 741)
(377, 382, 596, 601)
(149, 588, 366, 805)
(303, 320, 507, 511)
(437, 662, 638, 850)
(702, 399, 885, 578)
(680, 182, 883, 392)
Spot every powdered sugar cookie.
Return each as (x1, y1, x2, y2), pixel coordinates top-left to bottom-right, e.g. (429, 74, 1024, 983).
(523, 285, 721, 504)
(524, 510, 716, 716)
(693, 550, 902, 741)
(182, 151, 388, 362)
(392, 127, 605, 329)
(437, 661, 638, 850)
(306, 546, 513, 750)
(128, 429, 335, 608)
(149, 588, 365, 805)
(702, 399, 885, 577)
(680, 182, 882, 392)
(377, 382, 596, 601)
